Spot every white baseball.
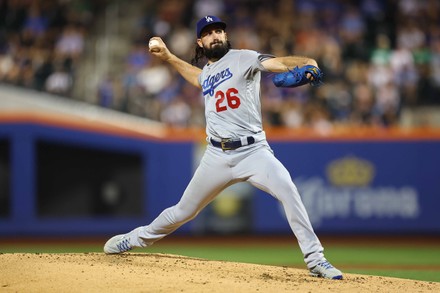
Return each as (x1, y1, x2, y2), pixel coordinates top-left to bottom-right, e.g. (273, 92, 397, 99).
(149, 39, 160, 50)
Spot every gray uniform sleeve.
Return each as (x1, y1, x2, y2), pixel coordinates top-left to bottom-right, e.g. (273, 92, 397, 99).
(197, 64, 208, 86)
(240, 50, 275, 79)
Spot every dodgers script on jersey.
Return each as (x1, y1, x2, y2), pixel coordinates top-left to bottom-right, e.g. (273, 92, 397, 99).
(198, 49, 274, 139)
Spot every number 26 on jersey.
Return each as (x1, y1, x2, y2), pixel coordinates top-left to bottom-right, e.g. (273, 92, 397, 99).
(215, 88, 241, 112)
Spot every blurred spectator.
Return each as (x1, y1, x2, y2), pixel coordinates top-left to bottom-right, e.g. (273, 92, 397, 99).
(126, 41, 151, 73)
(318, 34, 343, 82)
(0, 52, 14, 81)
(321, 82, 352, 123)
(351, 83, 375, 126)
(374, 81, 401, 126)
(339, 5, 369, 61)
(304, 102, 333, 135)
(390, 44, 419, 105)
(137, 58, 172, 97)
(97, 75, 116, 109)
(193, 0, 224, 19)
(33, 49, 53, 91)
(281, 100, 304, 128)
(168, 25, 193, 58)
(396, 20, 425, 51)
(54, 24, 85, 61)
(160, 97, 192, 127)
(22, 3, 48, 37)
(397, 0, 423, 17)
(45, 61, 72, 96)
(370, 34, 392, 66)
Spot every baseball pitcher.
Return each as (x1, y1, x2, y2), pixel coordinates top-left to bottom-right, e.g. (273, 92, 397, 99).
(104, 15, 342, 280)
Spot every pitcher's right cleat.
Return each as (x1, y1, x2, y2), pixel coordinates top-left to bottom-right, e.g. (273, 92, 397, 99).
(309, 260, 343, 280)
(104, 234, 133, 254)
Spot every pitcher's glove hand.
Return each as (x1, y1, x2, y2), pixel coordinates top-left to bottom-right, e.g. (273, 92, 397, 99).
(272, 65, 323, 88)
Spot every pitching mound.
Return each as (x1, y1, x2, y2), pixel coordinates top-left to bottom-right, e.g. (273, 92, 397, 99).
(1, 253, 439, 292)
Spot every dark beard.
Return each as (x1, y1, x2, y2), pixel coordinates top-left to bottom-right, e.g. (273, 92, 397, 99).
(203, 42, 229, 61)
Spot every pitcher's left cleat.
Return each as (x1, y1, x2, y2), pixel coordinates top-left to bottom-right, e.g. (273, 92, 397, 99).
(104, 234, 133, 254)
(309, 260, 343, 280)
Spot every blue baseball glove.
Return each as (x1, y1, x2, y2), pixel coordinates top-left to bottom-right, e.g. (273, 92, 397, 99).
(272, 65, 323, 88)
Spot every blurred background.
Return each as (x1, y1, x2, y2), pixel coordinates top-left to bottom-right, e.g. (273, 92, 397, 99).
(0, 0, 440, 240)
(1, 0, 440, 128)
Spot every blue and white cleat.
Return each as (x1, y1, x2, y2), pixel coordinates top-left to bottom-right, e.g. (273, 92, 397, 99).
(309, 260, 343, 280)
(103, 234, 133, 254)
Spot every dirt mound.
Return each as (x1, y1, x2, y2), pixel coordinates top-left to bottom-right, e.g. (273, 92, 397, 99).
(1, 253, 438, 292)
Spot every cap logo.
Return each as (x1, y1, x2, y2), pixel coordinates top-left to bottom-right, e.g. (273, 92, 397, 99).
(205, 16, 213, 22)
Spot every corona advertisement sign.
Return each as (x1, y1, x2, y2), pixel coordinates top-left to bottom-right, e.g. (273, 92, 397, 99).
(297, 156, 420, 227)
(252, 140, 440, 234)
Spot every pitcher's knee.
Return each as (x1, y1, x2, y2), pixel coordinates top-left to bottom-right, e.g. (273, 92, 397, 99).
(272, 182, 302, 204)
(172, 204, 199, 224)
(274, 180, 298, 195)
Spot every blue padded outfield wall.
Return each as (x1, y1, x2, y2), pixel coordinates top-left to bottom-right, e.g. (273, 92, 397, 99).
(253, 141, 440, 234)
(0, 121, 440, 236)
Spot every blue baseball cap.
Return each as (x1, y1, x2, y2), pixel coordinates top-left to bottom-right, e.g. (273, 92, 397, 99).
(196, 15, 226, 38)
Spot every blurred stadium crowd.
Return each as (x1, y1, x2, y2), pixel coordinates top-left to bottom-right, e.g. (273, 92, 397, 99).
(0, 0, 102, 96)
(1, 0, 440, 130)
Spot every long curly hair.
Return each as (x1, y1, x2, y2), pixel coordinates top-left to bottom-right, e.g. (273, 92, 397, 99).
(190, 41, 232, 66)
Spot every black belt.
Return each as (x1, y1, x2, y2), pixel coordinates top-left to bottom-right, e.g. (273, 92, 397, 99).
(210, 136, 255, 151)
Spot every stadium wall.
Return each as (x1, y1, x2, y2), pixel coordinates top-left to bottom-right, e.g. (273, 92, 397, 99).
(1, 116, 439, 236)
(1, 85, 439, 236)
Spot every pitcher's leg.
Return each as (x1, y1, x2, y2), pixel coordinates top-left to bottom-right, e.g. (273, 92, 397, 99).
(243, 148, 324, 269)
(104, 147, 233, 253)
(133, 148, 233, 246)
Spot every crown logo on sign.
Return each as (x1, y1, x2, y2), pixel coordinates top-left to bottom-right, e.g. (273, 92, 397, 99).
(326, 156, 374, 187)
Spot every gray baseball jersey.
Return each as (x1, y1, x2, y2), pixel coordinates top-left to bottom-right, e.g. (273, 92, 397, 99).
(198, 49, 273, 139)
(128, 48, 327, 269)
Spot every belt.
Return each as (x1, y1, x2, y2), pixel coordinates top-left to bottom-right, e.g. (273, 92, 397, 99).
(210, 136, 256, 151)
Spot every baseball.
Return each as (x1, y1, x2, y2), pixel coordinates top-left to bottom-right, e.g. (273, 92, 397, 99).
(149, 39, 160, 51)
